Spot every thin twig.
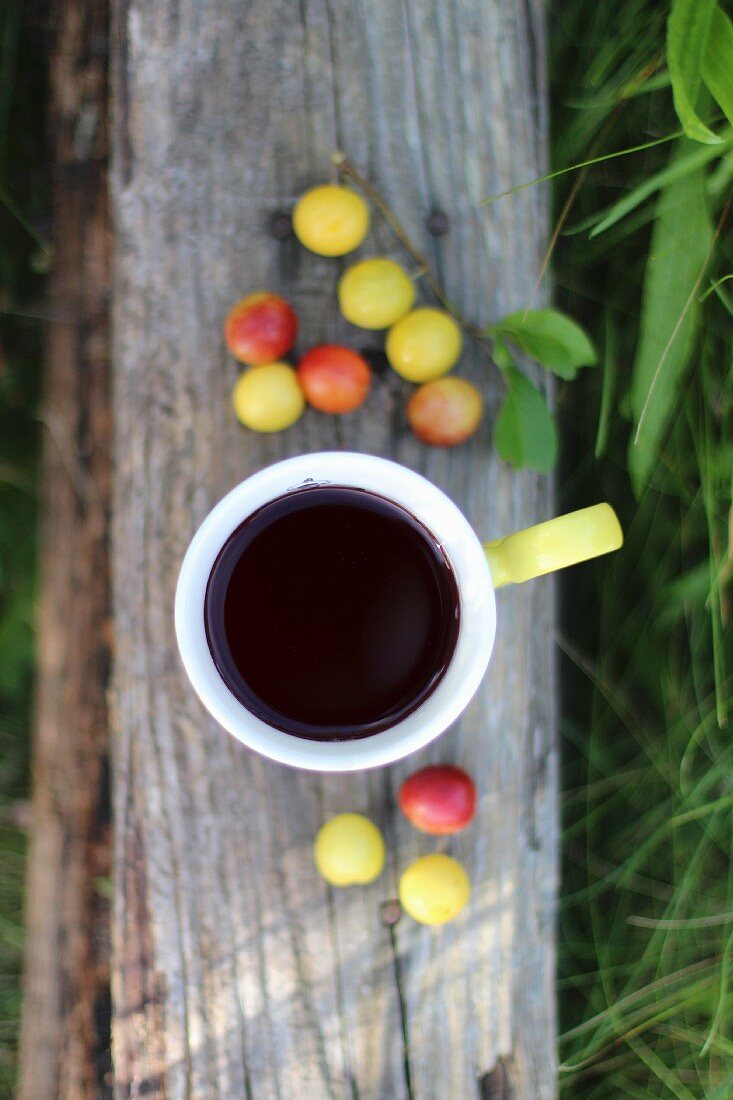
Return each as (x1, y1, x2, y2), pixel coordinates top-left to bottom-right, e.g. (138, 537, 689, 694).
(332, 152, 495, 357)
(333, 153, 435, 292)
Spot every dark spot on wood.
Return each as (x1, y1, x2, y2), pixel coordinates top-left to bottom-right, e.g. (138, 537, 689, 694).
(479, 1055, 516, 1099)
(359, 347, 390, 375)
(426, 209, 450, 236)
(95, 642, 112, 710)
(379, 899, 402, 926)
(93, 979, 113, 1098)
(269, 211, 294, 240)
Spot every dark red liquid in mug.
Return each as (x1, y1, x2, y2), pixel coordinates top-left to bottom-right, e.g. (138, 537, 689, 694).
(204, 485, 460, 741)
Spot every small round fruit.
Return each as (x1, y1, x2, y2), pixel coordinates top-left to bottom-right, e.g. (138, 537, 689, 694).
(399, 765, 477, 834)
(298, 345, 371, 413)
(232, 363, 305, 432)
(338, 257, 416, 330)
(224, 292, 298, 365)
(398, 854, 471, 925)
(292, 185, 370, 257)
(386, 308, 462, 382)
(314, 813, 386, 886)
(407, 378, 483, 447)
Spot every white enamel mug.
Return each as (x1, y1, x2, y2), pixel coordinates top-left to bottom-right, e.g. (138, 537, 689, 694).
(175, 452, 621, 771)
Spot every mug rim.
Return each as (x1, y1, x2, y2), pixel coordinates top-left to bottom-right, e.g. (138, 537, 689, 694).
(174, 452, 496, 771)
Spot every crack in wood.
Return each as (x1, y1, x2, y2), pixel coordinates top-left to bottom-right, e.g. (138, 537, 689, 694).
(113, 0, 133, 185)
(388, 925, 414, 1100)
(269, 801, 339, 1099)
(322, 0, 344, 151)
(116, 823, 168, 1098)
(324, 881, 361, 1100)
(520, 0, 547, 149)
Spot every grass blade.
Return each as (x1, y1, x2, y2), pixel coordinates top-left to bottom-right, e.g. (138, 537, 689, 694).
(479, 132, 681, 206)
(594, 314, 616, 458)
(699, 274, 733, 304)
(667, 0, 721, 144)
(588, 134, 730, 237)
(701, 926, 733, 1055)
(628, 143, 713, 493)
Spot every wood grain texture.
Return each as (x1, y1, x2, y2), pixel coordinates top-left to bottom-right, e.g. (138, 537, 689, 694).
(18, 1, 112, 1097)
(110, 1, 556, 1097)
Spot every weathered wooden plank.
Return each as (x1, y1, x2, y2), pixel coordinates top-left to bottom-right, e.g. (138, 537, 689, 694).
(18, 2, 112, 1097)
(110, 1, 555, 1097)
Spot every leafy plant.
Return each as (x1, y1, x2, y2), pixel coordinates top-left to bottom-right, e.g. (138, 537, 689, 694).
(484, 309, 597, 472)
(551, 0, 733, 1096)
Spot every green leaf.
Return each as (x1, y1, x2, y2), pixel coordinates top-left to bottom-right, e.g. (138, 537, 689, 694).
(667, 0, 721, 144)
(494, 367, 557, 473)
(629, 143, 713, 494)
(702, 6, 733, 129)
(495, 309, 597, 380)
(492, 335, 514, 371)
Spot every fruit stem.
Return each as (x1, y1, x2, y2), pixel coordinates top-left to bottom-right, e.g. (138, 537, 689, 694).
(335, 156, 443, 299)
(333, 154, 496, 362)
(410, 262, 430, 281)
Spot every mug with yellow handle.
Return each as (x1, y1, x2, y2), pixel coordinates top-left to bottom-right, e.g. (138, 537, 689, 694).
(175, 452, 622, 771)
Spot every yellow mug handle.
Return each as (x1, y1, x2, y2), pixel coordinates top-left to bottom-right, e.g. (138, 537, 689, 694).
(483, 503, 623, 588)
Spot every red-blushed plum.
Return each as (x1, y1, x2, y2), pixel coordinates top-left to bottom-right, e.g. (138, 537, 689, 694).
(407, 377, 483, 446)
(224, 292, 298, 365)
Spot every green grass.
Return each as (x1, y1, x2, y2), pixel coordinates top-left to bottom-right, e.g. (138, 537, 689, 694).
(0, 1, 47, 1092)
(0, 0, 731, 1096)
(552, 0, 733, 1094)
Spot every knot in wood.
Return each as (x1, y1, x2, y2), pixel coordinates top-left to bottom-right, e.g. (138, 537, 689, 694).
(379, 899, 403, 926)
(425, 209, 450, 236)
(269, 212, 294, 240)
